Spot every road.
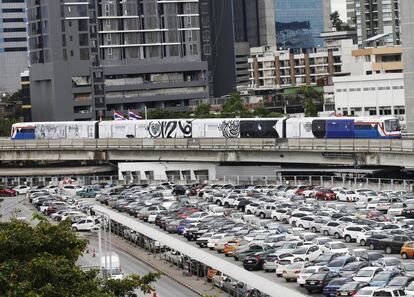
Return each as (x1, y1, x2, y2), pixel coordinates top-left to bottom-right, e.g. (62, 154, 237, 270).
(0, 196, 200, 297)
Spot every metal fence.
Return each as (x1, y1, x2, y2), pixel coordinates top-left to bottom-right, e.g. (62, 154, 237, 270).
(3, 174, 414, 192)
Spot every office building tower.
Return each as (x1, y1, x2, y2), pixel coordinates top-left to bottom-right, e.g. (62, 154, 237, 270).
(27, 0, 208, 121)
(346, 0, 356, 27)
(0, 0, 28, 93)
(274, 0, 331, 50)
(401, 0, 414, 132)
(232, 0, 276, 88)
(355, 0, 401, 47)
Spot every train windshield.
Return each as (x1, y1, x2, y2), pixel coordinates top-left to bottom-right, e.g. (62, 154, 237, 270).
(384, 119, 401, 132)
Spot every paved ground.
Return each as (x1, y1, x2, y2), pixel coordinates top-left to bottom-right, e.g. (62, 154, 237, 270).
(0, 196, 225, 297)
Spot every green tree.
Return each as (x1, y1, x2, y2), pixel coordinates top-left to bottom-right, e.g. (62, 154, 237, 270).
(0, 218, 161, 297)
(0, 118, 19, 137)
(194, 103, 211, 118)
(221, 93, 248, 118)
(147, 108, 189, 119)
(304, 99, 318, 117)
(330, 11, 344, 31)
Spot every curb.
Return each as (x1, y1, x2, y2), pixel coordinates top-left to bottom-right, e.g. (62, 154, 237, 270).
(109, 236, 208, 296)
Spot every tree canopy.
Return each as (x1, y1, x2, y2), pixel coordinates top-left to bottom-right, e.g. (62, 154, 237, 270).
(0, 218, 161, 297)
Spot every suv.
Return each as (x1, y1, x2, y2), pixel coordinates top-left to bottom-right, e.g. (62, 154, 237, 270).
(342, 225, 373, 243)
(255, 204, 277, 219)
(314, 189, 336, 201)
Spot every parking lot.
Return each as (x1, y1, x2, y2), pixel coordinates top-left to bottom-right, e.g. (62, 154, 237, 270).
(19, 181, 414, 297)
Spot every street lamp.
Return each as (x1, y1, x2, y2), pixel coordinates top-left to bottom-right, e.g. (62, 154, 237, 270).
(93, 210, 112, 278)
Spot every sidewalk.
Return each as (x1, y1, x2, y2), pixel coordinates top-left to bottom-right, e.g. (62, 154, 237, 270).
(85, 233, 228, 297)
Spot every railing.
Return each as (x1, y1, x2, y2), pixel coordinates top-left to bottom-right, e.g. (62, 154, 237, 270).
(3, 174, 414, 192)
(0, 138, 413, 153)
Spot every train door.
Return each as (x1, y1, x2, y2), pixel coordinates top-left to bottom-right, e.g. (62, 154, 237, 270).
(88, 125, 94, 138)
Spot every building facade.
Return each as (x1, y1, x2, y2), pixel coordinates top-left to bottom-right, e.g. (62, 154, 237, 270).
(232, 0, 276, 89)
(28, 0, 208, 121)
(346, 0, 356, 27)
(274, 0, 331, 50)
(351, 47, 403, 75)
(401, 0, 414, 133)
(333, 73, 406, 127)
(0, 0, 28, 93)
(355, 0, 401, 47)
(248, 40, 356, 91)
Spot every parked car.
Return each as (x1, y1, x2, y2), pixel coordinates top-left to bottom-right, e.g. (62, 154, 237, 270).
(0, 188, 17, 197)
(336, 282, 369, 297)
(304, 271, 339, 294)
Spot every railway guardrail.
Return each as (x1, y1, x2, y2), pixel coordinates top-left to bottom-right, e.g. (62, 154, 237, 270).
(0, 138, 413, 153)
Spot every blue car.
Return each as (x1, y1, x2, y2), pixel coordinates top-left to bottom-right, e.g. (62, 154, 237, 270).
(322, 277, 350, 297)
(369, 271, 400, 287)
(176, 219, 191, 234)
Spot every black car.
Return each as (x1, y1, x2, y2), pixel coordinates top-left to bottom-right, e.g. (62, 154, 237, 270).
(237, 200, 253, 212)
(336, 281, 369, 296)
(366, 233, 392, 250)
(340, 261, 370, 277)
(313, 253, 341, 266)
(304, 271, 339, 294)
(386, 276, 414, 289)
(402, 205, 414, 218)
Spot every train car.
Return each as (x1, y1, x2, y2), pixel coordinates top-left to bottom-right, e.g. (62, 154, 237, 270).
(11, 121, 98, 140)
(10, 116, 401, 140)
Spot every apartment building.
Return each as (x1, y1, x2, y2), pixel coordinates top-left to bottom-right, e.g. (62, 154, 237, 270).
(355, 0, 401, 47)
(0, 0, 29, 92)
(28, 0, 208, 121)
(248, 41, 356, 91)
(351, 46, 403, 75)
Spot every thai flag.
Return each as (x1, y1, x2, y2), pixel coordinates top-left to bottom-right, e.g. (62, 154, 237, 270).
(113, 111, 126, 121)
(128, 109, 143, 120)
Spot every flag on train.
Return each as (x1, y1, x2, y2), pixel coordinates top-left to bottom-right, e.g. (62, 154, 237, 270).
(128, 109, 143, 120)
(113, 111, 126, 121)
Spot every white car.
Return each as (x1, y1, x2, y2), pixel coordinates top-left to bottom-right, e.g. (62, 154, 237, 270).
(291, 245, 322, 262)
(207, 234, 230, 250)
(296, 216, 318, 229)
(297, 266, 330, 286)
(353, 267, 383, 283)
(371, 288, 406, 297)
(337, 190, 358, 202)
(387, 203, 405, 216)
(320, 222, 346, 239)
(13, 185, 31, 195)
(275, 257, 303, 277)
(71, 217, 100, 231)
(373, 257, 402, 271)
(320, 241, 349, 255)
(354, 286, 380, 297)
(342, 225, 373, 243)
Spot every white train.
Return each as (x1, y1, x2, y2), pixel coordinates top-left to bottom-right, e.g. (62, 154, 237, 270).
(11, 116, 401, 140)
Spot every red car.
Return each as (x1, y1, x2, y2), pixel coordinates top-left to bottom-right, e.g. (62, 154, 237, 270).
(0, 188, 17, 197)
(314, 188, 336, 201)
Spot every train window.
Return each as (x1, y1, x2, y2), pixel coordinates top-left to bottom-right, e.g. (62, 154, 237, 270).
(385, 120, 401, 132)
(354, 124, 376, 130)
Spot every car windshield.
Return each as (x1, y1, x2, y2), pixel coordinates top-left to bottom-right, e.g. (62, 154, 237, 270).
(288, 262, 303, 269)
(332, 243, 347, 249)
(317, 239, 331, 245)
(329, 278, 347, 286)
(384, 258, 400, 266)
(308, 273, 325, 280)
(340, 283, 358, 290)
(293, 248, 307, 255)
(303, 268, 317, 274)
(281, 243, 296, 249)
(407, 282, 414, 290)
(316, 254, 333, 262)
(356, 269, 375, 277)
(358, 289, 374, 295)
(388, 277, 407, 286)
(404, 263, 414, 271)
(345, 190, 356, 194)
(328, 260, 344, 267)
(342, 263, 361, 271)
(372, 273, 391, 281)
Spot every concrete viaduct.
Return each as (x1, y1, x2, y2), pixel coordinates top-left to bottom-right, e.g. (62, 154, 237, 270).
(1, 138, 414, 168)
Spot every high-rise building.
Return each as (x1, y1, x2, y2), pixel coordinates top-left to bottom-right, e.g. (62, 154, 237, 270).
(0, 0, 29, 93)
(232, 0, 276, 88)
(401, 0, 414, 133)
(355, 0, 401, 47)
(233, 0, 276, 48)
(199, 0, 236, 97)
(274, 0, 331, 50)
(346, 0, 356, 27)
(27, 0, 209, 121)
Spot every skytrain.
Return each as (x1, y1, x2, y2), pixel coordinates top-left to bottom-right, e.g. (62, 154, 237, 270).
(11, 116, 401, 140)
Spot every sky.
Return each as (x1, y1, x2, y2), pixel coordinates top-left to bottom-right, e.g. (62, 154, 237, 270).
(331, 0, 347, 20)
